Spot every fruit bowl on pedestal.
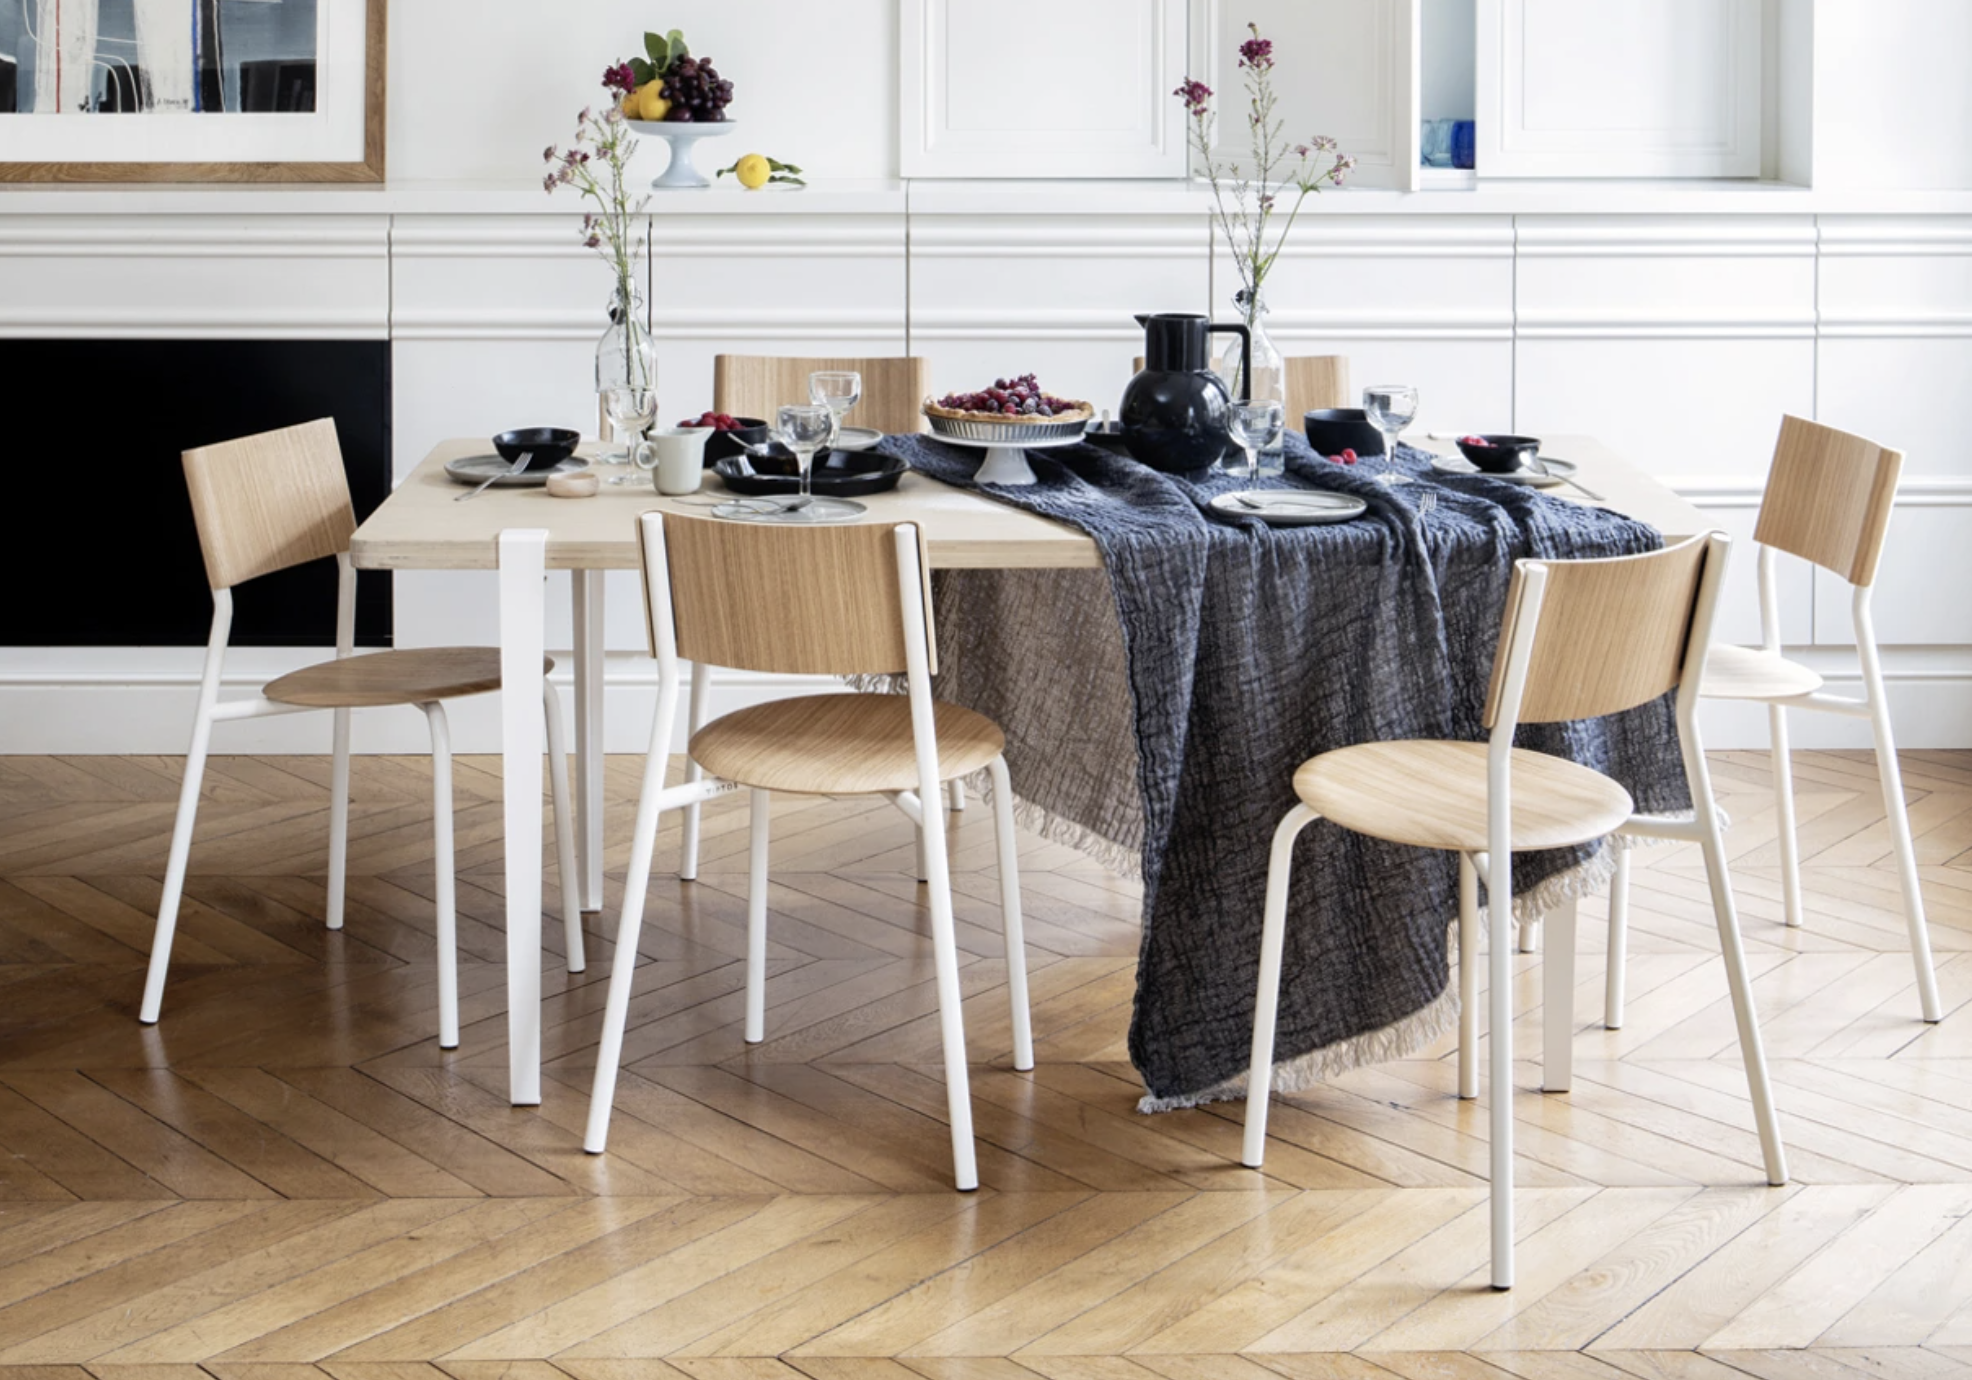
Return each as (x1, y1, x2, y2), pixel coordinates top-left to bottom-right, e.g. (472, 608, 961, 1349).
(628, 118, 736, 190)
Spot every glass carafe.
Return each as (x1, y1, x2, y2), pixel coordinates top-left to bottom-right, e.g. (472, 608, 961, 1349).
(1221, 289, 1286, 473)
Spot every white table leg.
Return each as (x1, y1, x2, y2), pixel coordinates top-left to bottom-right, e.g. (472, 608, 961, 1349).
(500, 530, 548, 1106)
(1542, 897, 1578, 1093)
(573, 570, 606, 913)
(1519, 917, 1542, 953)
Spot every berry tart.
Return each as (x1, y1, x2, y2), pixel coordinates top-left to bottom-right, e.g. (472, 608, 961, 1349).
(925, 375, 1093, 426)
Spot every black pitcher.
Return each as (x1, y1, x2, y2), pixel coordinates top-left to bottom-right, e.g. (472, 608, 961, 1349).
(1119, 313, 1252, 474)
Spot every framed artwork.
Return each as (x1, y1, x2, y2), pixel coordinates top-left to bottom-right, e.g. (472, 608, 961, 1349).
(0, 0, 384, 182)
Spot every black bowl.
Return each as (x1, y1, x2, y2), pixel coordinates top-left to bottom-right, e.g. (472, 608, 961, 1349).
(715, 448, 907, 498)
(492, 427, 581, 472)
(682, 417, 770, 466)
(1456, 433, 1541, 473)
(1303, 409, 1386, 459)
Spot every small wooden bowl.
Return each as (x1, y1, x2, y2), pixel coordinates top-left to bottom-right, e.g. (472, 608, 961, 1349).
(545, 471, 600, 498)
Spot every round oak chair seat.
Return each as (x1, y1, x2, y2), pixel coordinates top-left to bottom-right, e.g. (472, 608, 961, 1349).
(1293, 740, 1635, 853)
(690, 693, 1006, 796)
(1700, 644, 1825, 702)
(265, 648, 555, 709)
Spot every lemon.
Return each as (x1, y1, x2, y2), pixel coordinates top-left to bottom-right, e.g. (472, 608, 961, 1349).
(735, 153, 771, 189)
(636, 82, 671, 122)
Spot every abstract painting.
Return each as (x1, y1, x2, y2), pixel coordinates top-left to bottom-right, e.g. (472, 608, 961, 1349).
(0, 0, 382, 180)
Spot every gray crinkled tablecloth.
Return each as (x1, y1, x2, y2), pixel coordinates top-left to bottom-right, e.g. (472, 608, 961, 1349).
(876, 432, 1691, 1110)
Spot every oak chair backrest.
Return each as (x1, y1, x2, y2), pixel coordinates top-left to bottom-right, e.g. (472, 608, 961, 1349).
(1754, 414, 1903, 588)
(714, 356, 931, 436)
(181, 418, 357, 593)
(654, 513, 936, 677)
(1130, 354, 1351, 417)
(1484, 533, 1714, 728)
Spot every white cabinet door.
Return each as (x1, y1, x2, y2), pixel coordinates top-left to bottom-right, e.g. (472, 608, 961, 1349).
(901, 0, 1189, 178)
(1475, 0, 1762, 177)
(1195, 0, 1420, 191)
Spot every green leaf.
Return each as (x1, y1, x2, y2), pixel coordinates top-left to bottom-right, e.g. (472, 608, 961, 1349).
(629, 56, 653, 85)
(644, 31, 666, 66)
(666, 29, 688, 66)
(770, 173, 807, 187)
(766, 158, 803, 174)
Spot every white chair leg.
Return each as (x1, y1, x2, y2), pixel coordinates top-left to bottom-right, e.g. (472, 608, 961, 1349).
(1542, 897, 1578, 1094)
(987, 758, 1034, 1072)
(1605, 845, 1631, 1030)
(1682, 740, 1790, 1187)
(1458, 851, 1479, 1100)
(1867, 698, 1944, 1023)
(746, 788, 771, 1044)
(585, 677, 679, 1153)
(543, 680, 584, 973)
(422, 702, 460, 1051)
(1518, 918, 1541, 953)
(1488, 842, 1515, 1291)
(326, 706, 351, 931)
(140, 707, 218, 1025)
(949, 777, 967, 812)
(1764, 703, 1804, 928)
(678, 660, 710, 882)
(919, 799, 979, 1191)
(915, 823, 930, 884)
(1243, 804, 1319, 1168)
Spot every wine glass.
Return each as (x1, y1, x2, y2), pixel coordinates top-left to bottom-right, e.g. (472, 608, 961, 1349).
(776, 403, 835, 513)
(602, 386, 657, 483)
(808, 370, 862, 447)
(1363, 384, 1419, 487)
(1226, 401, 1284, 488)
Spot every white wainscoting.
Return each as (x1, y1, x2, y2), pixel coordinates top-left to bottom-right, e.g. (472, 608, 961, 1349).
(5, 206, 1972, 753)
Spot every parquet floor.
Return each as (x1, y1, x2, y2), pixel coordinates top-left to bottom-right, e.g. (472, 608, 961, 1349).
(1, 748, 1971, 1380)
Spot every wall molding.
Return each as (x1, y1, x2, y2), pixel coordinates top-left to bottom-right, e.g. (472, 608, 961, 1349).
(1516, 315, 1817, 340)
(910, 220, 1205, 258)
(1819, 314, 1972, 339)
(393, 307, 906, 343)
(0, 308, 387, 340)
(0, 222, 390, 259)
(1818, 216, 1972, 256)
(1515, 218, 1818, 257)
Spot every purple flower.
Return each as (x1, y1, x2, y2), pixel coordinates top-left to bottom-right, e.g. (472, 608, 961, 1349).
(543, 173, 558, 194)
(1238, 24, 1273, 70)
(543, 144, 556, 163)
(602, 62, 636, 95)
(1312, 134, 1337, 153)
(585, 234, 602, 250)
(1173, 77, 1213, 115)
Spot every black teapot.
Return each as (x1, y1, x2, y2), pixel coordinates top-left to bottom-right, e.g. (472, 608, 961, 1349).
(1119, 313, 1251, 474)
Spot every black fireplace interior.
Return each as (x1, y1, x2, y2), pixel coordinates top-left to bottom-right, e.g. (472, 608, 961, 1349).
(0, 339, 391, 648)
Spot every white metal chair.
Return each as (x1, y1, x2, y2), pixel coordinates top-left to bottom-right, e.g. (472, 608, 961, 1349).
(142, 418, 583, 1048)
(1240, 531, 1789, 1290)
(1603, 415, 1943, 1029)
(585, 511, 1034, 1190)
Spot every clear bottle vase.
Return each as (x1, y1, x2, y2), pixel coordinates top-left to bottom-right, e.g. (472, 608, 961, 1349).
(595, 283, 659, 463)
(1222, 289, 1286, 473)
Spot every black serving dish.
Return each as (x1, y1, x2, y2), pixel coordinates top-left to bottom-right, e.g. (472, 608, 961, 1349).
(1456, 433, 1542, 473)
(1302, 409, 1386, 459)
(714, 447, 906, 497)
(682, 417, 770, 466)
(1083, 419, 1135, 458)
(492, 427, 581, 472)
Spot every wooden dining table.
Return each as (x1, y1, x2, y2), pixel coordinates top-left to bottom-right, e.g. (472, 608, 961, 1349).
(349, 435, 1709, 1107)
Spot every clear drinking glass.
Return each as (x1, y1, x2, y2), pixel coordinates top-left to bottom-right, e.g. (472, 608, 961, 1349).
(602, 386, 659, 483)
(808, 370, 863, 447)
(776, 403, 835, 511)
(1363, 384, 1420, 487)
(1227, 400, 1284, 488)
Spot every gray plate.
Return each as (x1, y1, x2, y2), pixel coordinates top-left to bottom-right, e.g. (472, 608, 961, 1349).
(444, 454, 591, 487)
(1209, 490, 1369, 527)
(1430, 455, 1576, 489)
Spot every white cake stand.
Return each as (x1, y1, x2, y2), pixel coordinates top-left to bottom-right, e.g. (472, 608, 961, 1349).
(926, 431, 1088, 486)
(627, 118, 736, 190)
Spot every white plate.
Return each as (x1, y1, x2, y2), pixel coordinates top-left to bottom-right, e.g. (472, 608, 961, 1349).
(1209, 490, 1368, 527)
(832, 427, 884, 452)
(1430, 455, 1576, 489)
(443, 454, 591, 487)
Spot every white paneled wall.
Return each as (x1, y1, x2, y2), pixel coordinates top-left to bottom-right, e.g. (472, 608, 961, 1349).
(6, 203, 1972, 753)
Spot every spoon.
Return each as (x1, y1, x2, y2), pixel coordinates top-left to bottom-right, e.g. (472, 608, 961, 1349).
(457, 451, 531, 502)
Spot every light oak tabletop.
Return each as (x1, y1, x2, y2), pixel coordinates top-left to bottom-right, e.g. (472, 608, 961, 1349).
(349, 435, 1709, 572)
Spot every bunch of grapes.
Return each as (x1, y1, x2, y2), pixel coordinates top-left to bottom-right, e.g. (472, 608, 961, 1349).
(660, 55, 734, 122)
(936, 374, 1078, 418)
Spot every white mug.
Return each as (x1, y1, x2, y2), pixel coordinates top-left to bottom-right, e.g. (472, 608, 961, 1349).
(651, 426, 710, 495)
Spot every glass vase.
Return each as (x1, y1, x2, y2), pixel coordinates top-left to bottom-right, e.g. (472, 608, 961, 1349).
(595, 283, 659, 466)
(1222, 288, 1286, 473)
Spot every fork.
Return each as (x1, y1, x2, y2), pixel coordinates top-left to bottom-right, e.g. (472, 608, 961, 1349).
(1418, 491, 1438, 518)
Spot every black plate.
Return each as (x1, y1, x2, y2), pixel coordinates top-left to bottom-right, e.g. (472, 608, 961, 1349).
(714, 447, 906, 497)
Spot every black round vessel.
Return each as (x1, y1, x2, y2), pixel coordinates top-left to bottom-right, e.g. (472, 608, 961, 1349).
(1119, 370, 1235, 474)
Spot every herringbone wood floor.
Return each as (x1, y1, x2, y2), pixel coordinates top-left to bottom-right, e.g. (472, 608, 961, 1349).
(1, 748, 1971, 1380)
